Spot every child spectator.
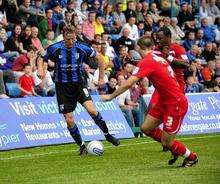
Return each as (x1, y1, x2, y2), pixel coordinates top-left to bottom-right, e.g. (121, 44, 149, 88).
(42, 29, 55, 49)
(18, 63, 38, 97)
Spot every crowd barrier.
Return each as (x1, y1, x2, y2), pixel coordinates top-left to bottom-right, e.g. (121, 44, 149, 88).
(0, 96, 133, 151)
(142, 92, 220, 135)
(0, 93, 219, 151)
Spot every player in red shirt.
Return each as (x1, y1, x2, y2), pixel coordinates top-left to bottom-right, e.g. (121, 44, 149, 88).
(101, 36, 198, 167)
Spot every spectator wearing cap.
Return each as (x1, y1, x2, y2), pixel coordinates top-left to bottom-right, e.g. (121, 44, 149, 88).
(123, 1, 136, 22)
(82, 11, 96, 41)
(120, 16, 139, 41)
(93, 13, 105, 35)
(201, 17, 216, 42)
(38, 9, 53, 41)
(168, 17, 185, 43)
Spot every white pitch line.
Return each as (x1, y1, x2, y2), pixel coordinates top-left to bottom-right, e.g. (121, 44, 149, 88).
(0, 134, 219, 161)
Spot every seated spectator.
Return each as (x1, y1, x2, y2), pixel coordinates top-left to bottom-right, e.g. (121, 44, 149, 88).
(202, 42, 216, 62)
(93, 13, 105, 35)
(12, 45, 37, 79)
(135, 2, 144, 23)
(101, 33, 115, 59)
(75, 24, 91, 44)
(143, 15, 157, 33)
(117, 62, 134, 80)
(195, 29, 206, 48)
(4, 24, 26, 54)
(137, 21, 145, 37)
(18, 0, 45, 26)
(38, 9, 53, 41)
(32, 57, 55, 96)
(103, 4, 115, 34)
(0, 0, 8, 28)
(18, 63, 38, 97)
(186, 75, 204, 93)
(94, 34, 102, 44)
(42, 29, 55, 49)
(120, 16, 139, 41)
(116, 28, 134, 53)
(201, 17, 216, 42)
(31, 26, 44, 55)
(208, 0, 220, 22)
(80, 1, 89, 18)
(83, 63, 97, 94)
(106, 76, 117, 94)
(168, 17, 185, 43)
(51, 1, 64, 35)
(112, 2, 126, 31)
(21, 25, 32, 51)
(183, 30, 196, 51)
(82, 11, 96, 41)
(186, 45, 201, 62)
(88, 0, 103, 15)
(123, 0, 136, 22)
(202, 60, 216, 83)
(149, 3, 160, 23)
(100, 42, 113, 76)
(213, 74, 220, 92)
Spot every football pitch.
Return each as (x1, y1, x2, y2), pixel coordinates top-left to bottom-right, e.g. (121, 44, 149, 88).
(0, 134, 220, 184)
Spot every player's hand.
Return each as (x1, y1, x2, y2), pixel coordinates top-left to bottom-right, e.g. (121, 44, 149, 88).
(100, 94, 112, 102)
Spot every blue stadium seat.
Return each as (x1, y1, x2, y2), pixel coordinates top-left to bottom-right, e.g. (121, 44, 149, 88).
(5, 83, 21, 97)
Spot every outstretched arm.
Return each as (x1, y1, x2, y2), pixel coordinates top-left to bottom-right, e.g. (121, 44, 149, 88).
(101, 76, 140, 101)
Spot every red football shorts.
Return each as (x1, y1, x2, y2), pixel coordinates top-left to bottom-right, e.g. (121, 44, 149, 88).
(149, 96, 188, 134)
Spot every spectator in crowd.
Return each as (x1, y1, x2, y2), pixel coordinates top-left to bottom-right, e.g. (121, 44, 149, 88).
(38, 9, 53, 41)
(18, 0, 45, 26)
(199, 0, 212, 21)
(112, 2, 126, 30)
(100, 42, 113, 76)
(4, 24, 26, 54)
(42, 29, 55, 49)
(186, 44, 201, 63)
(21, 25, 32, 51)
(31, 26, 44, 55)
(75, 24, 90, 44)
(106, 75, 117, 94)
(116, 28, 134, 52)
(80, 1, 89, 18)
(201, 17, 216, 42)
(93, 13, 105, 35)
(202, 60, 216, 83)
(18, 63, 37, 97)
(88, 0, 102, 15)
(168, 17, 185, 43)
(215, 58, 220, 75)
(121, 16, 139, 41)
(137, 21, 145, 37)
(202, 42, 216, 62)
(135, 2, 144, 23)
(195, 29, 206, 48)
(82, 11, 96, 41)
(149, 3, 160, 23)
(123, 0, 136, 21)
(186, 75, 204, 93)
(0, 0, 8, 28)
(12, 45, 37, 79)
(63, 10, 72, 27)
(103, 3, 115, 34)
(183, 30, 196, 51)
(208, 0, 220, 22)
(32, 57, 55, 96)
(51, 0, 63, 35)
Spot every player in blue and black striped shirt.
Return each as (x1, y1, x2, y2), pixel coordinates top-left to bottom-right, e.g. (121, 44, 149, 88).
(44, 26, 120, 155)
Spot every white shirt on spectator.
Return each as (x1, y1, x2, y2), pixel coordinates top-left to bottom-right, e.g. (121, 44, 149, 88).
(116, 87, 131, 106)
(121, 23, 139, 41)
(32, 70, 54, 88)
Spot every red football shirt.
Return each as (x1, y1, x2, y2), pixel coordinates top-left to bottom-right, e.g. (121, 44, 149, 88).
(133, 51, 184, 104)
(19, 74, 34, 96)
(169, 43, 188, 92)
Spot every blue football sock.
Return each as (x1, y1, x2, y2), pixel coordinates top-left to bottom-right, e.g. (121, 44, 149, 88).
(68, 124, 82, 146)
(91, 112, 109, 134)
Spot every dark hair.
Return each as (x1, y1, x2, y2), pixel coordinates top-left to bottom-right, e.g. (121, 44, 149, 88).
(137, 35, 154, 49)
(63, 25, 75, 35)
(24, 63, 31, 68)
(157, 27, 172, 38)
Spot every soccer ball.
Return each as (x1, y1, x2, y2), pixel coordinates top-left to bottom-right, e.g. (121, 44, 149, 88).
(87, 140, 104, 156)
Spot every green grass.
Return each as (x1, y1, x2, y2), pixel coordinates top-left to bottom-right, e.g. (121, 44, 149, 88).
(0, 134, 220, 184)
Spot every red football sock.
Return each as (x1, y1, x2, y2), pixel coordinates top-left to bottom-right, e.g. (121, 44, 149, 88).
(146, 128, 162, 142)
(171, 140, 195, 159)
